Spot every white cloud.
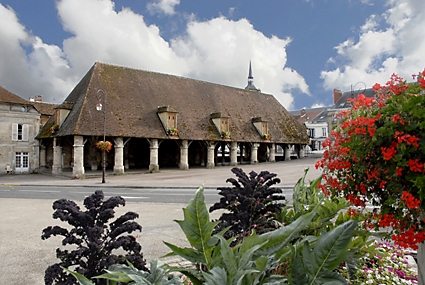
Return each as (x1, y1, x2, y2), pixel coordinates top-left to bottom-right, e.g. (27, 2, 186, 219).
(0, 0, 308, 108)
(147, 0, 180, 16)
(311, 103, 326, 108)
(321, 0, 425, 92)
(171, 17, 309, 108)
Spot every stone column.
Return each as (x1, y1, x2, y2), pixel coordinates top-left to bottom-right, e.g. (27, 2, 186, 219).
(239, 143, 244, 164)
(285, 145, 291, 161)
(52, 138, 62, 175)
(149, 139, 159, 173)
(72, 135, 85, 179)
(230, 141, 238, 166)
(300, 145, 305, 158)
(39, 145, 46, 168)
(114, 137, 125, 175)
(179, 140, 189, 170)
(250, 143, 259, 164)
(269, 143, 276, 162)
(206, 141, 215, 169)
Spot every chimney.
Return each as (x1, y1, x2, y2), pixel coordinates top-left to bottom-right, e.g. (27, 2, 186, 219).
(333, 89, 342, 104)
(35, 95, 42, 102)
(29, 97, 35, 102)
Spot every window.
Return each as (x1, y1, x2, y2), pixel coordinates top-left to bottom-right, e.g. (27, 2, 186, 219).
(308, 128, 315, 138)
(12, 124, 29, 141)
(15, 152, 29, 169)
(322, 128, 327, 137)
(221, 118, 229, 132)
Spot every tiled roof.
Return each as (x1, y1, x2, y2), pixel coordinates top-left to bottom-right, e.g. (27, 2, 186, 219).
(39, 62, 309, 144)
(31, 102, 57, 116)
(0, 86, 28, 104)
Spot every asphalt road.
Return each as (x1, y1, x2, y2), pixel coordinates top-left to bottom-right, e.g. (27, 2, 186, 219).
(0, 185, 296, 204)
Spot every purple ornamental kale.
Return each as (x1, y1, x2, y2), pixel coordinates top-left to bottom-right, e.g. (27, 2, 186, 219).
(42, 190, 147, 285)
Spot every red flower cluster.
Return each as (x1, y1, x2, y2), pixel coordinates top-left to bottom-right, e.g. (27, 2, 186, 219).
(380, 142, 397, 161)
(395, 131, 419, 148)
(316, 70, 425, 249)
(392, 227, 425, 250)
(401, 191, 421, 209)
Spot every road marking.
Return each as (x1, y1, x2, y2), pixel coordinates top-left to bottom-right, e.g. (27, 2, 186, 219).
(19, 190, 61, 193)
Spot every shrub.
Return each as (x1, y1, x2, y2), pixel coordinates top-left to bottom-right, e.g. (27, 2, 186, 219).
(41, 190, 147, 285)
(315, 70, 425, 249)
(165, 186, 358, 285)
(209, 167, 286, 243)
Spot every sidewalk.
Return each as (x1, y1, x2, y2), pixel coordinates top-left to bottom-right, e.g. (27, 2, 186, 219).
(0, 158, 321, 285)
(0, 157, 322, 189)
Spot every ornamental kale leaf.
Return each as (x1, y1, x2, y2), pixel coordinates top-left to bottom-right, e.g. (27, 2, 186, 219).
(41, 190, 147, 285)
(209, 167, 286, 244)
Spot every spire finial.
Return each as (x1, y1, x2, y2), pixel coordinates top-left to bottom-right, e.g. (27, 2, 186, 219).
(245, 61, 260, 91)
(248, 61, 253, 79)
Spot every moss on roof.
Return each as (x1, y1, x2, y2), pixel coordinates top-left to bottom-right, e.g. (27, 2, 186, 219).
(38, 62, 309, 144)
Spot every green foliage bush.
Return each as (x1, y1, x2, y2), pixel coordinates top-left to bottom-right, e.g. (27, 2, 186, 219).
(65, 169, 373, 285)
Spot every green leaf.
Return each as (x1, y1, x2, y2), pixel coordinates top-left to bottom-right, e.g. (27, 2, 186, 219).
(61, 267, 95, 285)
(95, 270, 133, 283)
(170, 186, 219, 268)
(218, 236, 238, 278)
(290, 252, 309, 285)
(313, 220, 357, 273)
(203, 267, 228, 285)
(307, 220, 357, 284)
(302, 241, 314, 276)
(247, 204, 319, 257)
(254, 256, 269, 271)
(163, 242, 206, 264)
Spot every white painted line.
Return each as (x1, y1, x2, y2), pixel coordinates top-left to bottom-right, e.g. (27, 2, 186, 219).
(19, 190, 61, 193)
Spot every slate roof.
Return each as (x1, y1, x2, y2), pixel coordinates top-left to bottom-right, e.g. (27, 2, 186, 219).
(290, 108, 327, 125)
(31, 102, 57, 116)
(0, 86, 28, 105)
(333, 88, 376, 109)
(38, 62, 309, 144)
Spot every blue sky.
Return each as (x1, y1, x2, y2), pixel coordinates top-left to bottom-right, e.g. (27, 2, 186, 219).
(0, 0, 424, 110)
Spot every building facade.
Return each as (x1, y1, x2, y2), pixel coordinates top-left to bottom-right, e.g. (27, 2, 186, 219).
(36, 62, 310, 178)
(0, 87, 41, 174)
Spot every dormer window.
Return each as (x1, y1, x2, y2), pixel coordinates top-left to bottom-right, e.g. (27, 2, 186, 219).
(252, 117, 270, 140)
(54, 101, 73, 127)
(157, 106, 179, 136)
(210, 112, 230, 139)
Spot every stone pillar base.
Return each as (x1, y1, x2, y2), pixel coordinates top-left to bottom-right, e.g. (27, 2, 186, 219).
(206, 163, 215, 169)
(149, 164, 159, 173)
(114, 166, 125, 175)
(179, 163, 189, 170)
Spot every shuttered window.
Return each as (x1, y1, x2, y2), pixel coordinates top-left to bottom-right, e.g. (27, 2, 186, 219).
(12, 124, 29, 141)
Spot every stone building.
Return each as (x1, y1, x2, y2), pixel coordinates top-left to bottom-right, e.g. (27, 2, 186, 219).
(290, 107, 328, 152)
(37, 62, 309, 178)
(0, 87, 41, 174)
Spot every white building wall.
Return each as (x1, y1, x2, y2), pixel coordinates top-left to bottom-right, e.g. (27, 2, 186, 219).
(0, 103, 41, 174)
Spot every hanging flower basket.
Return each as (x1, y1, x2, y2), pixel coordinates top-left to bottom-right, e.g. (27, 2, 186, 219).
(50, 124, 59, 134)
(221, 130, 231, 139)
(96, 141, 112, 152)
(167, 127, 179, 136)
(262, 133, 271, 140)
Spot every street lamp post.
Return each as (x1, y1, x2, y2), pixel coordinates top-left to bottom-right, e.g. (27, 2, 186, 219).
(96, 89, 107, 183)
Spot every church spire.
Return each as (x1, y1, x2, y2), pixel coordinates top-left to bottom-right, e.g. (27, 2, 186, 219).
(245, 61, 260, 91)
